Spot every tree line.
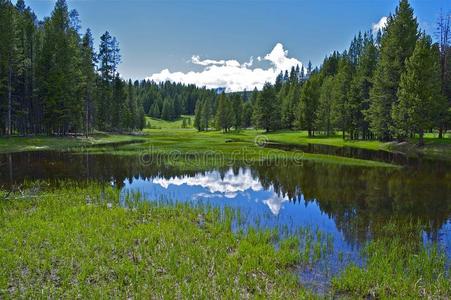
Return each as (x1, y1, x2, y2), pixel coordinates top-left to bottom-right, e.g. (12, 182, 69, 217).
(0, 0, 145, 136)
(194, 0, 450, 145)
(137, 81, 215, 121)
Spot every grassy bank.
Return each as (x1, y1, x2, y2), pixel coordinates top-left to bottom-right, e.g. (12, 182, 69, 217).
(0, 133, 146, 154)
(87, 129, 395, 167)
(0, 183, 317, 298)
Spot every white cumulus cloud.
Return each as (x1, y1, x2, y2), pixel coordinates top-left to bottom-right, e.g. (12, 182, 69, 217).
(146, 43, 303, 92)
(152, 168, 263, 199)
(372, 16, 388, 33)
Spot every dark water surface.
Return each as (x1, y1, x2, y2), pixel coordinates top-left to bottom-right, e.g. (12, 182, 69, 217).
(1, 150, 450, 290)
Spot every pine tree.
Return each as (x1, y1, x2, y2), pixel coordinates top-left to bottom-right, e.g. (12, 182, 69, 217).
(437, 11, 451, 138)
(201, 99, 210, 131)
(331, 56, 353, 139)
(97, 31, 115, 130)
(215, 93, 233, 132)
(281, 83, 299, 129)
(0, 0, 17, 135)
(316, 77, 334, 136)
(307, 61, 313, 75)
(367, 0, 418, 140)
(161, 98, 174, 121)
(348, 32, 378, 139)
(392, 35, 445, 145)
(241, 101, 253, 128)
(127, 79, 138, 129)
(194, 99, 203, 131)
(298, 74, 320, 136)
(149, 102, 160, 118)
(275, 71, 283, 92)
(231, 94, 243, 131)
(81, 29, 96, 136)
(253, 83, 280, 132)
(111, 74, 127, 130)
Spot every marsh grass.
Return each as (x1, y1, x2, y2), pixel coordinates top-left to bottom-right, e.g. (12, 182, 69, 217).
(332, 221, 450, 299)
(1, 182, 449, 298)
(0, 181, 322, 298)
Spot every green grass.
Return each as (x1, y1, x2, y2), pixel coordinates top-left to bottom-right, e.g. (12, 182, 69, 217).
(146, 115, 194, 129)
(1, 117, 450, 166)
(1, 183, 448, 298)
(0, 182, 321, 298)
(332, 222, 450, 299)
(264, 130, 389, 151)
(0, 133, 146, 154)
(102, 128, 396, 168)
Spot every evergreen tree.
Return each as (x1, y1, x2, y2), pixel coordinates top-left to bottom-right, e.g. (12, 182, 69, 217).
(231, 94, 243, 131)
(367, 0, 418, 140)
(81, 29, 96, 136)
(200, 98, 210, 131)
(392, 35, 445, 145)
(241, 101, 253, 128)
(298, 74, 320, 136)
(307, 60, 313, 75)
(0, 0, 17, 135)
(253, 83, 280, 132)
(437, 11, 451, 138)
(161, 97, 175, 121)
(331, 57, 353, 139)
(316, 77, 334, 136)
(275, 71, 283, 92)
(97, 31, 115, 129)
(281, 83, 299, 129)
(149, 102, 160, 118)
(348, 32, 378, 139)
(126, 79, 138, 129)
(194, 98, 203, 131)
(215, 93, 233, 132)
(111, 74, 127, 130)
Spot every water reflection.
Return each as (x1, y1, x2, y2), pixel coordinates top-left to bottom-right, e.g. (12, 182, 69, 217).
(0, 151, 450, 257)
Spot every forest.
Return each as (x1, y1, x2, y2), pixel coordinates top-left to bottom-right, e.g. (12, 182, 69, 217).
(0, 0, 147, 135)
(194, 0, 451, 145)
(1, 0, 450, 146)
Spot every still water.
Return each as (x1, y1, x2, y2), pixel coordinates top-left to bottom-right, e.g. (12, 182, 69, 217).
(1, 150, 450, 288)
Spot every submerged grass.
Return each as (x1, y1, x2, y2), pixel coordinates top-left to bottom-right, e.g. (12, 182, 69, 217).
(332, 222, 450, 299)
(0, 182, 318, 298)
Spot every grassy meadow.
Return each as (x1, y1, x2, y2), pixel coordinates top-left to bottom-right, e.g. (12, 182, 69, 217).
(0, 116, 449, 167)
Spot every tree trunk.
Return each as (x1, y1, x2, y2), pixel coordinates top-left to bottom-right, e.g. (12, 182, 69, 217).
(7, 64, 12, 136)
(438, 127, 443, 139)
(418, 129, 425, 146)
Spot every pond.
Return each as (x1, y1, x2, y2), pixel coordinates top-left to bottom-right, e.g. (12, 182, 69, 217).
(1, 150, 450, 291)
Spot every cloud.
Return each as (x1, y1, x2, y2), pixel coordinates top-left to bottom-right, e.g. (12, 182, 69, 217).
(263, 190, 289, 216)
(372, 16, 388, 33)
(151, 168, 291, 215)
(264, 43, 302, 72)
(152, 168, 263, 199)
(191, 55, 226, 66)
(146, 43, 302, 92)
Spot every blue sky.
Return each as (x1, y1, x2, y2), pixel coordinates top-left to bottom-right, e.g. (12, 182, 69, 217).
(23, 0, 449, 90)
